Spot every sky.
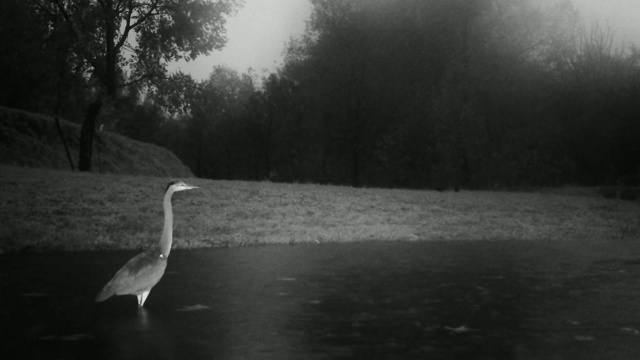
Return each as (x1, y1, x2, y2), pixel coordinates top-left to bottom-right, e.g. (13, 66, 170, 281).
(169, 0, 313, 80)
(573, 0, 640, 46)
(169, 0, 640, 82)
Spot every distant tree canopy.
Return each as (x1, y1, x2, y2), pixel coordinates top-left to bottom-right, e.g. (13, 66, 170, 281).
(2, 0, 639, 189)
(252, 0, 640, 188)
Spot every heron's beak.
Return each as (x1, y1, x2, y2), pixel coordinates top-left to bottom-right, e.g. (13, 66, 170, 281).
(184, 184, 200, 190)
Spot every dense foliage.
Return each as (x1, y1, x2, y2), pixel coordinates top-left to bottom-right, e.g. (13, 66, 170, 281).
(0, 0, 239, 171)
(2, 0, 639, 189)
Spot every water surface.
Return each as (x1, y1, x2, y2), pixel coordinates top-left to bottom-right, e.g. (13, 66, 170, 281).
(2, 241, 640, 359)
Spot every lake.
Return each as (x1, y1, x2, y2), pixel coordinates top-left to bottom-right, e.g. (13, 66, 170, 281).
(2, 240, 640, 359)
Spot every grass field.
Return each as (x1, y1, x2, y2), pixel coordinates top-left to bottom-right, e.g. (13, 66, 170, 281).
(1, 165, 639, 253)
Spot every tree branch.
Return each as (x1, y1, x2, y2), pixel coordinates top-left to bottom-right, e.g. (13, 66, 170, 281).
(115, 0, 162, 52)
(115, 0, 135, 51)
(52, 0, 75, 31)
(129, 0, 162, 30)
(53, 0, 106, 83)
(115, 0, 127, 12)
(120, 72, 165, 88)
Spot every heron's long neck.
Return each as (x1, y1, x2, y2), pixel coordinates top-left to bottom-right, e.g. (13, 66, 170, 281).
(159, 190, 174, 257)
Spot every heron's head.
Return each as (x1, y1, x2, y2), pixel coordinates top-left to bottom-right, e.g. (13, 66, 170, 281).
(165, 180, 199, 194)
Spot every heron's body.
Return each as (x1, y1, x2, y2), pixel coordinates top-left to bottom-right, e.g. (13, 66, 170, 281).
(95, 180, 198, 307)
(95, 247, 168, 305)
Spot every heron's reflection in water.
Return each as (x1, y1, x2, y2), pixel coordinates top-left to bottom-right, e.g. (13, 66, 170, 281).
(97, 307, 175, 360)
(138, 307, 150, 330)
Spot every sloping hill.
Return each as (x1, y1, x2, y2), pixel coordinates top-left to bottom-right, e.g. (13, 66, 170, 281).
(0, 106, 192, 177)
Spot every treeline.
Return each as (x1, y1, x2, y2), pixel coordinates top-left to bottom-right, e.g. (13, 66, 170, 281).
(2, 0, 639, 189)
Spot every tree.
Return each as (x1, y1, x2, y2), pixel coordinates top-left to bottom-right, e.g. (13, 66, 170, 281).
(294, 0, 380, 186)
(31, 0, 241, 171)
(276, 0, 590, 189)
(0, 0, 85, 117)
(551, 23, 640, 185)
(112, 84, 164, 144)
(153, 66, 256, 178)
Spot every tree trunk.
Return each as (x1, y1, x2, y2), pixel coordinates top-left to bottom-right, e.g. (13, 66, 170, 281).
(195, 133, 203, 177)
(104, 0, 118, 98)
(55, 117, 75, 171)
(349, 89, 363, 187)
(350, 136, 361, 187)
(78, 99, 102, 172)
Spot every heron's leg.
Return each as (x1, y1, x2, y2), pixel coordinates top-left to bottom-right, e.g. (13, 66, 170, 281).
(138, 290, 150, 307)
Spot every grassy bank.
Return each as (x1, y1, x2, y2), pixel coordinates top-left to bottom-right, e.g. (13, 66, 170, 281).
(1, 165, 639, 253)
(0, 106, 192, 177)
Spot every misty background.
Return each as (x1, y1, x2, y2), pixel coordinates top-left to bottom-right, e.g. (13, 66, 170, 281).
(1, 0, 639, 190)
(171, 0, 640, 79)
